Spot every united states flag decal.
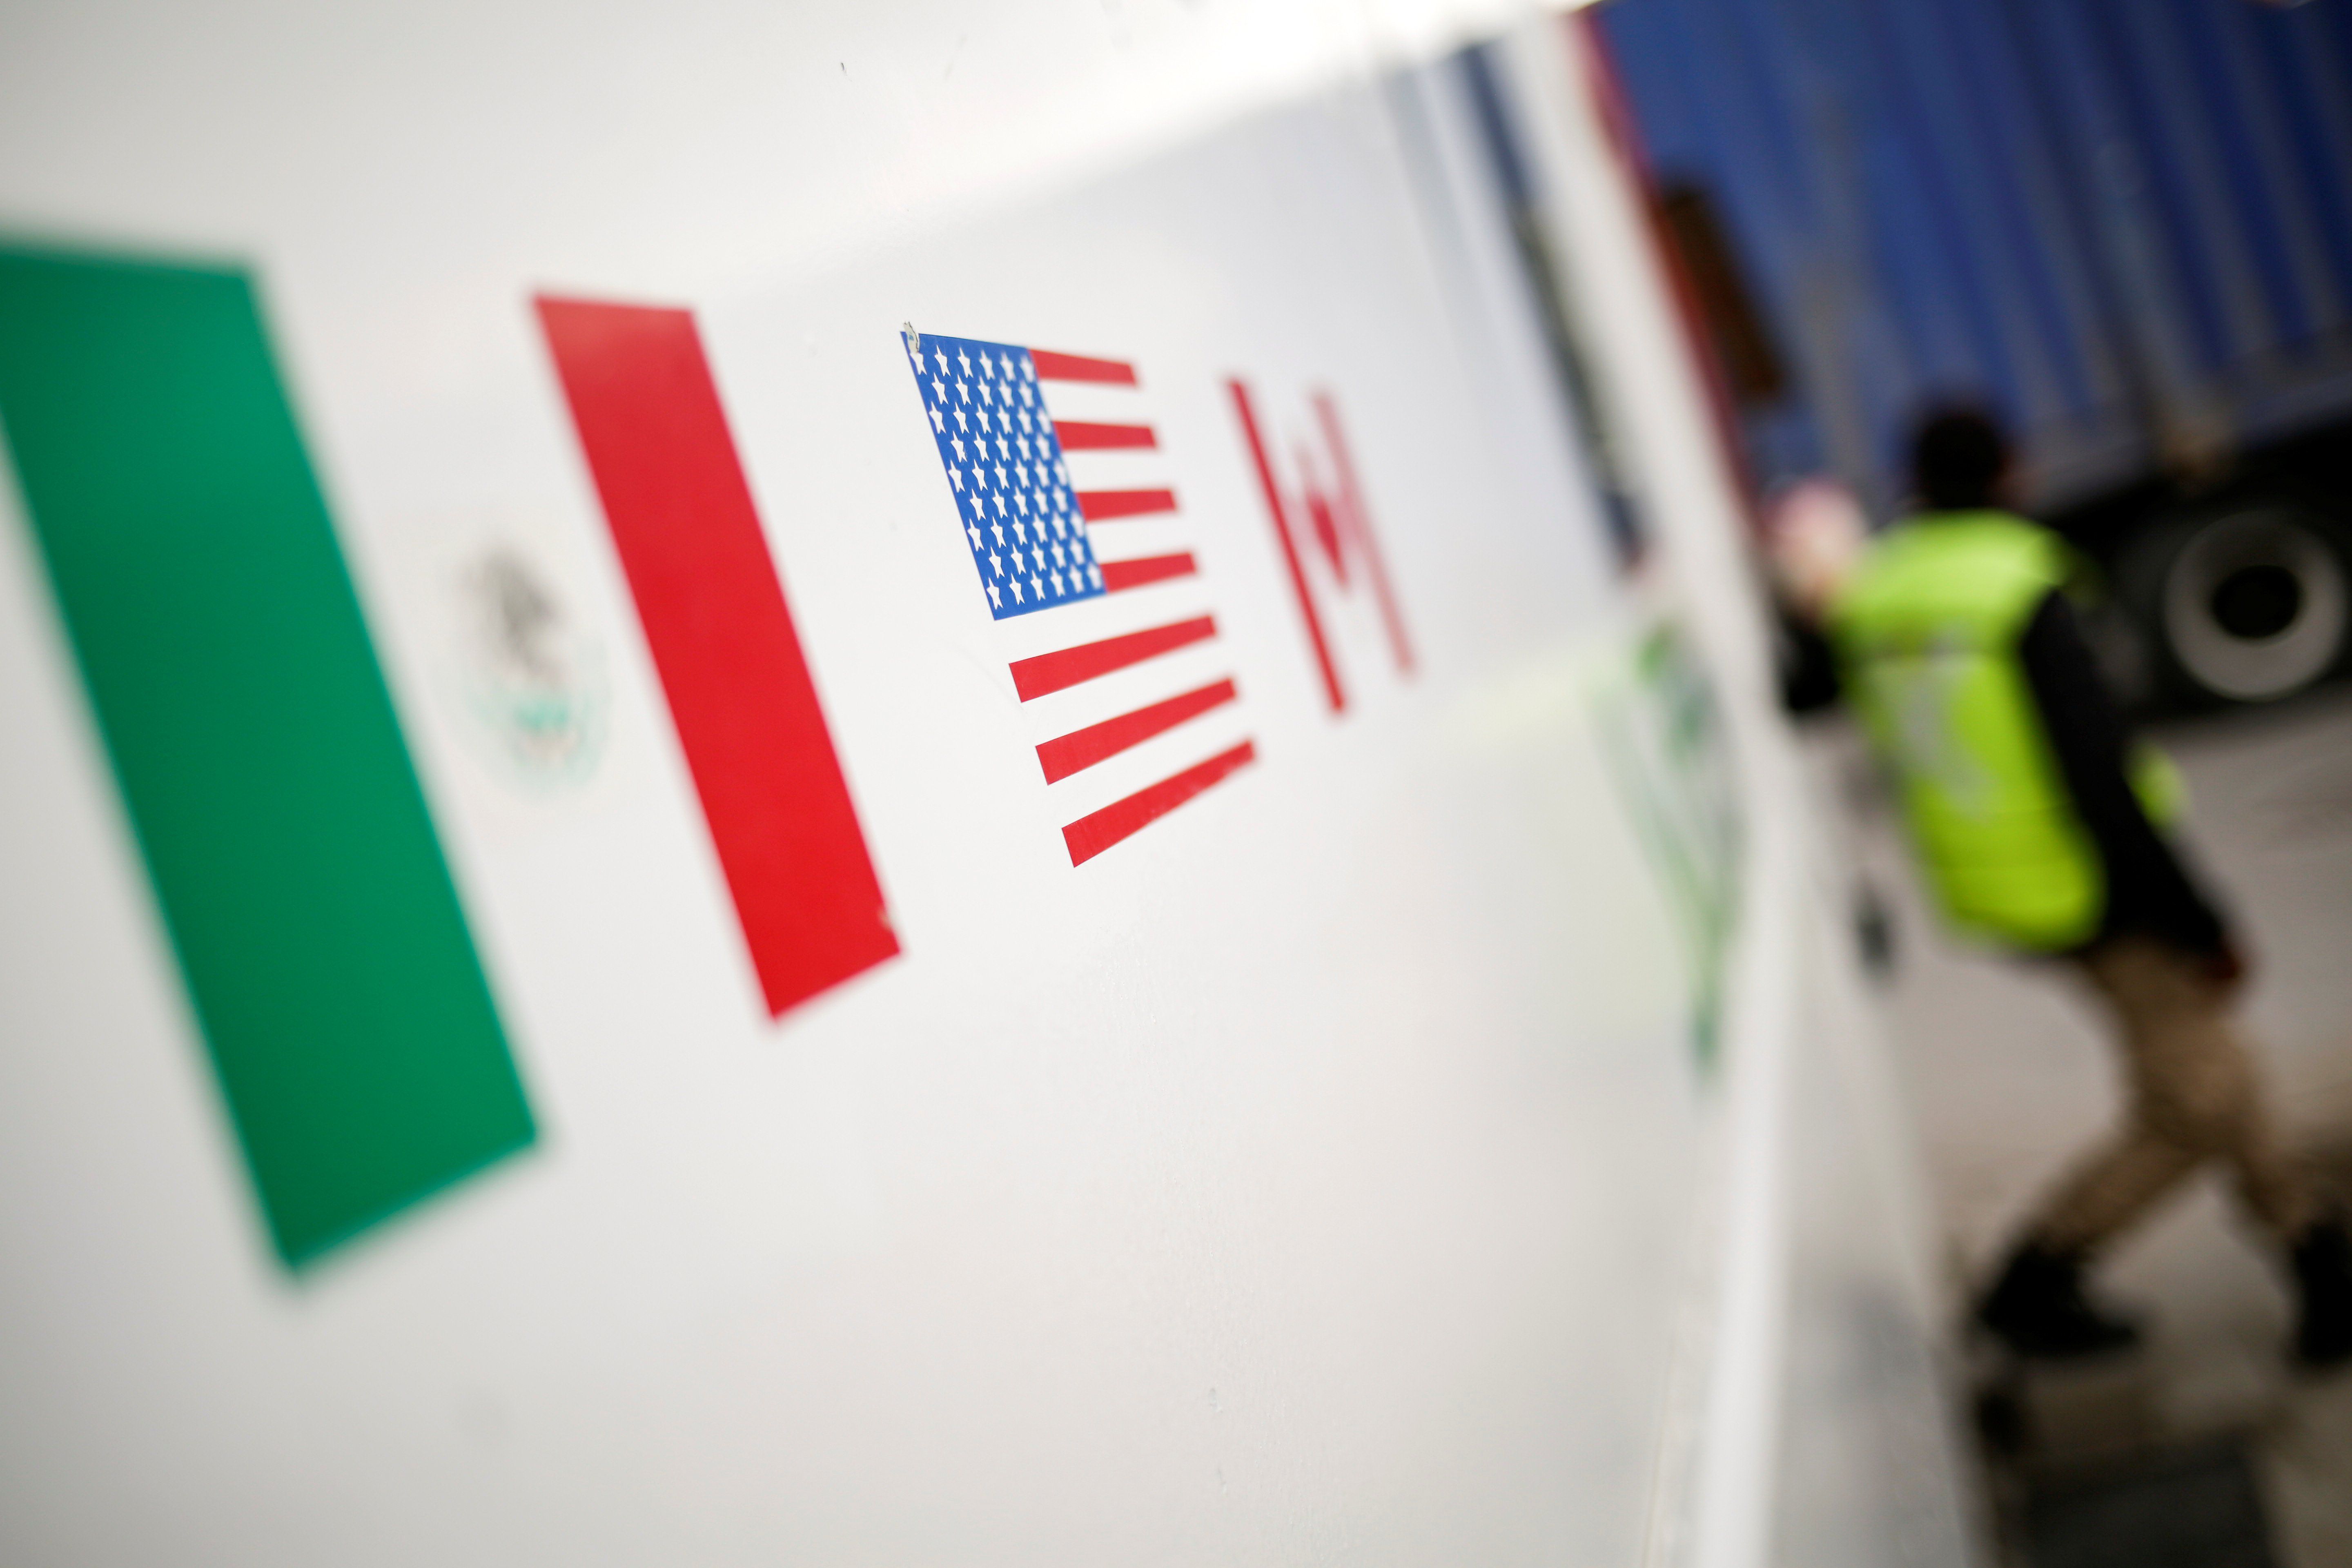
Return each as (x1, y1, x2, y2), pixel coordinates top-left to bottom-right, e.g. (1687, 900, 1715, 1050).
(907, 332, 1255, 865)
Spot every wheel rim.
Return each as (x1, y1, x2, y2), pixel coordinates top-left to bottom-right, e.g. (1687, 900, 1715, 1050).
(2163, 509, 2346, 701)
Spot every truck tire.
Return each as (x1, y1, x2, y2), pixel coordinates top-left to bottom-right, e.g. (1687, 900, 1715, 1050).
(2119, 503, 2350, 706)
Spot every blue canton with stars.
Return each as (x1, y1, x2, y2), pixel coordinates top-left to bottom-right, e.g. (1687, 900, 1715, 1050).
(906, 333, 1105, 620)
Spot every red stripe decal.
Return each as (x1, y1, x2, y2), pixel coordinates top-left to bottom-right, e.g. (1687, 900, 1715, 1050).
(1030, 350, 1138, 385)
(1009, 615, 1217, 701)
(1053, 420, 1157, 451)
(1036, 678, 1238, 784)
(1314, 390, 1414, 674)
(1078, 488, 1178, 522)
(1229, 379, 1345, 712)
(1063, 740, 1256, 866)
(1099, 552, 1197, 592)
(536, 296, 898, 1018)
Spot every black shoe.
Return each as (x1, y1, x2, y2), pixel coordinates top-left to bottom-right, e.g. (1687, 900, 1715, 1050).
(1976, 1243, 2143, 1361)
(2290, 1215, 2352, 1368)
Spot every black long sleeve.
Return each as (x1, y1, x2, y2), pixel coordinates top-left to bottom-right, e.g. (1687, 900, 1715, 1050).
(2015, 590, 2230, 958)
(1775, 598, 1843, 713)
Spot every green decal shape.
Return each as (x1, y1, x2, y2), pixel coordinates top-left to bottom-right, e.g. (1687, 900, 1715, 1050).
(1595, 622, 1743, 1068)
(0, 243, 535, 1267)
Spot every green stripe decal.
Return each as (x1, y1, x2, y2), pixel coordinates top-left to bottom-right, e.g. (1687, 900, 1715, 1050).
(0, 243, 535, 1268)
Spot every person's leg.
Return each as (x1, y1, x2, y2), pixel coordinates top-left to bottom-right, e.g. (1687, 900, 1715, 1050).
(1984, 935, 2279, 1356)
(2082, 936, 2311, 1237)
(1991, 935, 2350, 1363)
(2029, 1123, 2202, 1256)
(1978, 940, 2188, 1356)
(2033, 936, 2307, 1248)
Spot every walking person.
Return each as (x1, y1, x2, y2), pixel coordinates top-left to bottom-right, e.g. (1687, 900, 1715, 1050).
(1827, 407, 2352, 1365)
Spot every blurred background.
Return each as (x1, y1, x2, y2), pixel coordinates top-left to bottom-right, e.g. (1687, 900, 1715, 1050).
(1592, 0, 2352, 1560)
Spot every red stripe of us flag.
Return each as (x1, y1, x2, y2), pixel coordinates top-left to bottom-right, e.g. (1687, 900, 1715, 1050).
(907, 333, 1254, 865)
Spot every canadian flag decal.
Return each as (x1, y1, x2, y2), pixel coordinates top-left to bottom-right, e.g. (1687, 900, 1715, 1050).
(1227, 381, 1412, 713)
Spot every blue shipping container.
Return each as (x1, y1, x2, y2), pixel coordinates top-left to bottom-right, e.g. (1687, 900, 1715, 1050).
(1597, 0, 2352, 519)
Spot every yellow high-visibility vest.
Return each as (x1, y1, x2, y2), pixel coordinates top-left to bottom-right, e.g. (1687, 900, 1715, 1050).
(1830, 510, 2180, 950)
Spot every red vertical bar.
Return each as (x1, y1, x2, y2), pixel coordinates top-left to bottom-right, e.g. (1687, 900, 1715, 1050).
(536, 296, 897, 1018)
(1311, 390, 1414, 676)
(1228, 379, 1345, 713)
(1572, 12, 1761, 535)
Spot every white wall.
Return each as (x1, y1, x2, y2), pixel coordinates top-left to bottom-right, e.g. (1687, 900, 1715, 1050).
(0, 1, 1974, 1561)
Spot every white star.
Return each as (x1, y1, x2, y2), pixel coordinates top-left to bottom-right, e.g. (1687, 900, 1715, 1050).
(1021, 356, 1036, 382)
(1052, 543, 1065, 567)
(1051, 571, 1065, 595)
(996, 440, 1011, 464)
(988, 551, 1002, 576)
(952, 408, 968, 431)
(992, 494, 1007, 516)
(987, 582, 1001, 608)
(1032, 547, 1045, 571)
(1016, 435, 1031, 460)
(1013, 519, 1028, 543)
(949, 435, 965, 462)
(966, 523, 980, 549)
(948, 468, 963, 492)
(1057, 460, 1072, 486)
(1013, 492, 1029, 516)
(994, 464, 1008, 490)
(932, 348, 947, 373)
(929, 376, 945, 402)
(991, 523, 1005, 546)
(956, 379, 970, 405)
(957, 349, 972, 376)
(928, 405, 944, 432)
(1011, 579, 1025, 604)
(1030, 573, 1043, 600)
(978, 380, 993, 406)
(981, 352, 996, 379)
(1088, 564, 1102, 589)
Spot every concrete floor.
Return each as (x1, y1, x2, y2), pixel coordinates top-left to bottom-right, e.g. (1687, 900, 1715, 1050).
(1802, 685, 2352, 1568)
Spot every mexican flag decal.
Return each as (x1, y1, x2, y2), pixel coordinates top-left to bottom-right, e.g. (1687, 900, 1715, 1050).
(0, 242, 536, 1269)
